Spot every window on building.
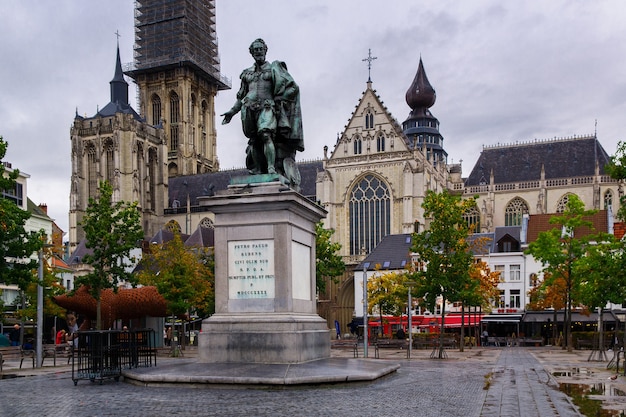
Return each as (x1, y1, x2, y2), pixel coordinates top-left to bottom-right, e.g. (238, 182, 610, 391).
(463, 205, 481, 232)
(353, 137, 362, 155)
(349, 174, 390, 255)
(376, 133, 385, 152)
(2, 182, 23, 207)
(105, 140, 115, 185)
(494, 265, 505, 281)
(170, 92, 180, 150)
(509, 289, 521, 308)
(148, 148, 157, 211)
(510, 264, 521, 281)
(87, 144, 97, 199)
(201, 101, 208, 154)
(365, 111, 374, 129)
(504, 197, 528, 226)
(498, 290, 505, 308)
(556, 194, 573, 213)
(604, 190, 613, 211)
(530, 273, 538, 287)
(151, 94, 162, 125)
(164, 220, 181, 233)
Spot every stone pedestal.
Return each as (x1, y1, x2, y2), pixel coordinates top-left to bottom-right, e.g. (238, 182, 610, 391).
(197, 182, 330, 364)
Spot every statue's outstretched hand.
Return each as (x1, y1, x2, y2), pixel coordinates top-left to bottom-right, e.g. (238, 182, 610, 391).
(221, 112, 233, 125)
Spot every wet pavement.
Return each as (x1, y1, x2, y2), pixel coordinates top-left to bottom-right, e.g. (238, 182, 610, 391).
(2, 345, 624, 416)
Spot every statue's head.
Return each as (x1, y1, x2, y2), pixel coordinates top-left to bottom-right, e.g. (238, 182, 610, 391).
(249, 38, 268, 55)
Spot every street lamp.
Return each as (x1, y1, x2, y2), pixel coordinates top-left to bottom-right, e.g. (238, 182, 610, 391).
(36, 244, 53, 368)
(363, 264, 368, 358)
(407, 281, 416, 359)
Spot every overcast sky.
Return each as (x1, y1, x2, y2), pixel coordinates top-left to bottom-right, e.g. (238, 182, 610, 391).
(1, 1, 625, 237)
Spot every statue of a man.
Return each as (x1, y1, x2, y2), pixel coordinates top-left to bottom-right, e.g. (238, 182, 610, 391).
(222, 38, 304, 191)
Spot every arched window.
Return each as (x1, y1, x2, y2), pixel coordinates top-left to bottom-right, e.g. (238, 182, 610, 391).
(376, 133, 385, 152)
(604, 190, 613, 211)
(170, 92, 180, 149)
(504, 197, 528, 226)
(201, 100, 208, 155)
(148, 148, 158, 211)
(353, 137, 362, 155)
(556, 194, 573, 213)
(164, 220, 181, 233)
(365, 111, 374, 130)
(349, 174, 391, 255)
(199, 217, 214, 229)
(104, 139, 115, 185)
(87, 143, 97, 199)
(151, 94, 161, 125)
(463, 205, 481, 232)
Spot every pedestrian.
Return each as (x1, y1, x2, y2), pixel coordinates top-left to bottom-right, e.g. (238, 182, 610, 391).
(65, 311, 79, 348)
(55, 329, 66, 345)
(165, 326, 172, 347)
(9, 324, 20, 346)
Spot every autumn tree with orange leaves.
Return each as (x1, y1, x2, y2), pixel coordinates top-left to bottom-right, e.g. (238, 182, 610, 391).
(138, 232, 215, 319)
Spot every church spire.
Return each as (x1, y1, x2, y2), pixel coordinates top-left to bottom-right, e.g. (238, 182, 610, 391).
(405, 57, 436, 116)
(110, 38, 129, 106)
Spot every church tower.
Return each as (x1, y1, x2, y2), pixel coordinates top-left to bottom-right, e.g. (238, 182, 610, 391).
(69, 44, 168, 252)
(402, 58, 448, 166)
(126, 0, 230, 177)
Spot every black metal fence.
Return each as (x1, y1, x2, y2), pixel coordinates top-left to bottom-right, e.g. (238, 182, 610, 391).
(71, 329, 156, 385)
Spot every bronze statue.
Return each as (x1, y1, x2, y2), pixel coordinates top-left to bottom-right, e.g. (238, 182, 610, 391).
(222, 39, 304, 191)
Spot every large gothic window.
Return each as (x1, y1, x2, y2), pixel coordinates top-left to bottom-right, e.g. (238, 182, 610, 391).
(201, 101, 208, 155)
(170, 92, 180, 150)
(556, 194, 573, 213)
(349, 174, 391, 255)
(151, 94, 161, 125)
(504, 197, 528, 226)
(463, 205, 481, 232)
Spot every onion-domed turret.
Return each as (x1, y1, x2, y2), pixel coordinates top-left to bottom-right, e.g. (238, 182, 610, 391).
(402, 58, 447, 165)
(405, 58, 436, 113)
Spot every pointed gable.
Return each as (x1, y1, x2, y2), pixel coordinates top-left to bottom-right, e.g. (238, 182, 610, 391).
(328, 81, 408, 162)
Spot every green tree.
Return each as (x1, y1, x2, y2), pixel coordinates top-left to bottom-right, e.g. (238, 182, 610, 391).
(0, 136, 44, 291)
(315, 222, 345, 294)
(526, 194, 600, 352)
(575, 235, 626, 358)
(76, 181, 143, 330)
(409, 190, 476, 358)
(138, 232, 215, 319)
(17, 250, 66, 321)
(367, 270, 409, 337)
(605, 140, 626, 221)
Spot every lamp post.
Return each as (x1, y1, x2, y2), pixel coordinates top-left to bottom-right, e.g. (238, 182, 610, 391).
(363, 264, 368, 358)
(407, 281, 415, 359)
(36, 243, 52, 368)
(36, 248, 44, 368)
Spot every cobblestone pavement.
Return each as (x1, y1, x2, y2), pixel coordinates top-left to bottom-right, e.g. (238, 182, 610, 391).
(481, 348, 582, 417)
(0, 346, 618, 417)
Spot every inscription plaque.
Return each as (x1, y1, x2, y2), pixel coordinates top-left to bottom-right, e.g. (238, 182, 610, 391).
(228, 240, 275, 299)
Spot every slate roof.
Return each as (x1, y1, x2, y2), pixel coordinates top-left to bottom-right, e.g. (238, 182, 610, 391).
(168, 160, 323, 207)
(355, 233, 413, 271)
(465, 135, 610, 186)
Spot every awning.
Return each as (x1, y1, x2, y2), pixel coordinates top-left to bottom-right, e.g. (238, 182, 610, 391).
(418, 314, 484, 328)
(522, 311, 618, 323)
(481, 314, 523, 323)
